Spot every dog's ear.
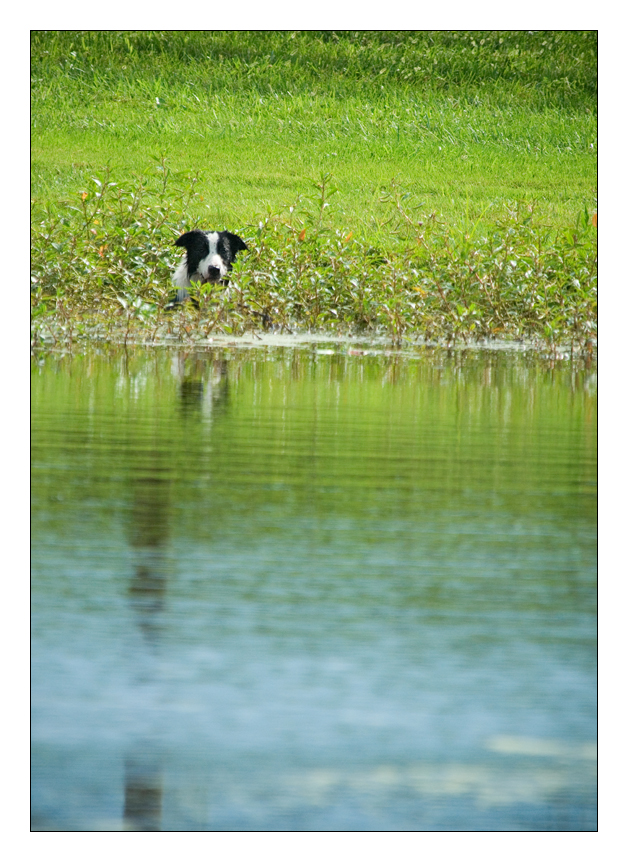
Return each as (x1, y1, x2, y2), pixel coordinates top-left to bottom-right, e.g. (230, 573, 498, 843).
(174, 230, 202, 249)
(224, 232, 248, 254)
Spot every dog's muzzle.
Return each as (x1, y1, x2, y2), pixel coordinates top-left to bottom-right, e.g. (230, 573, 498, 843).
(202, 266, 222, 284)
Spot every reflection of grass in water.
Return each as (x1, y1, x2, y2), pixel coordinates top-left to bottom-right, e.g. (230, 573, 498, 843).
(31, 346, 597, 541)
(31, 344, 597, 831)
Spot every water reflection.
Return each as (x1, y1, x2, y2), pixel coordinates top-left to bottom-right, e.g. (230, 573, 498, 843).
(123, 354, 231, 829)
(31, 345, 597, 831)
(174, 353, 229, 420)
(128, 472, 170, 643)
(125, 455, 169, 829)
(123, 752, 163, 832)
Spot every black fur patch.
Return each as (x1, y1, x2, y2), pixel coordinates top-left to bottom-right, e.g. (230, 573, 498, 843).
(174, 230, 211, 282)
(217, 231, 248, 265)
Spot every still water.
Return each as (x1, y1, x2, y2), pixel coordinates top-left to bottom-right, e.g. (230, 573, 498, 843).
(31, 344, 597, 831)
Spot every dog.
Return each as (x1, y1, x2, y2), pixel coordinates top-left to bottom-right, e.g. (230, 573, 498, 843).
(167, 229, 248, 308)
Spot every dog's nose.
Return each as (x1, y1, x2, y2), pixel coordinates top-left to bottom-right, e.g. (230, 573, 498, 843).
(206, 266, 221, 281)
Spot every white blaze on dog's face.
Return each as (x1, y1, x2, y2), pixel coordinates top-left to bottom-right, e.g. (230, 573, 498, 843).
(195, 232, 228, 284)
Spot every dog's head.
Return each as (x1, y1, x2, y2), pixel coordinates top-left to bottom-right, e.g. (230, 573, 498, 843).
(173, 230, 248, 287)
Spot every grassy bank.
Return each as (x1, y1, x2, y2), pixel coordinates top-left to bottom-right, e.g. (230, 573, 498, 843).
(31, 31, 597, 352)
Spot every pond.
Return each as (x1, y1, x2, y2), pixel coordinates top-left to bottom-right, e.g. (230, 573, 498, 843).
(31, 341, 597, 831)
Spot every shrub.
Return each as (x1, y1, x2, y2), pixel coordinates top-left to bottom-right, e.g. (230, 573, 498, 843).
(31, 167, 597, 354)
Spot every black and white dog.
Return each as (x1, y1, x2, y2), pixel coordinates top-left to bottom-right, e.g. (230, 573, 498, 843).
(168, 229, 248, 307)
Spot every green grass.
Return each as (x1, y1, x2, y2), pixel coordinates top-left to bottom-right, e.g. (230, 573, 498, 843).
(32, 30, 597, 237)
(30, 31, 597, 351)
